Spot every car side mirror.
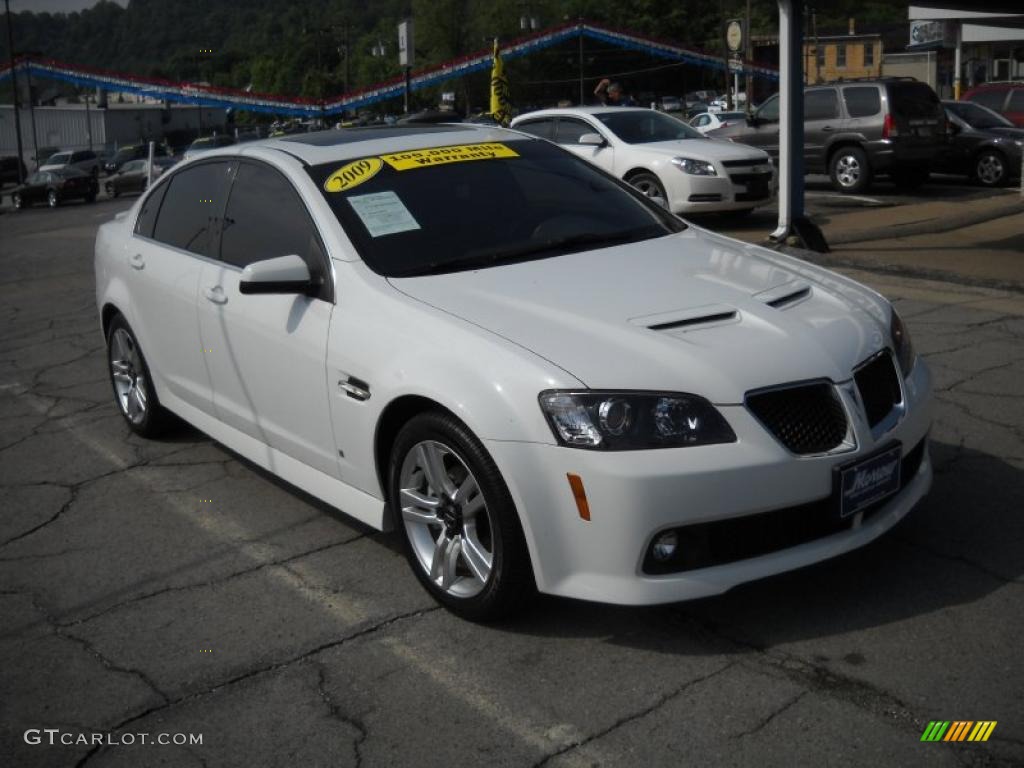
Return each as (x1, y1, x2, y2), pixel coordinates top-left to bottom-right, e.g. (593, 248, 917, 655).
(578, 132, 606, 147)
(239, 254, 315, 295)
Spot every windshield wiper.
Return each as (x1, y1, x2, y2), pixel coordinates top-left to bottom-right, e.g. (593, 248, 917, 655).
(393, 228, 660, 277)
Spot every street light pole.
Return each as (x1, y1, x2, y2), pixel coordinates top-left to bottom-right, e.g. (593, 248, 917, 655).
(4, 0, 26, 183)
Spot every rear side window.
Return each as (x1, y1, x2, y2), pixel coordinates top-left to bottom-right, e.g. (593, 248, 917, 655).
(219, 162, 327, 282)
(889, 82, 942, 120)
(969, 88, 1007, 111)
(515, 119, 554, 140)
(843, 87, 881, 118)
(152, 162, 231, 256)
(805, 89, 839, 120)
(1008, 89, 1024, 111)
(134, 182, 169, 238)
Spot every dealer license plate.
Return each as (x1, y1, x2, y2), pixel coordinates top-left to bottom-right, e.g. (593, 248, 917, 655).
(837, 444, 902, 519)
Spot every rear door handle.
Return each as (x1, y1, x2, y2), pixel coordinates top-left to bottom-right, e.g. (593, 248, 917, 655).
(129, 253, 145, 270)
(203, 286, 228, 305)
(822, 126, 835, 132)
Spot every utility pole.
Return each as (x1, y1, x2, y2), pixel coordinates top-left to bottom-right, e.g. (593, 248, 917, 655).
(578, 21, 584, 105)
(745, 0, 752, 115)
(4, 0, 25, 183)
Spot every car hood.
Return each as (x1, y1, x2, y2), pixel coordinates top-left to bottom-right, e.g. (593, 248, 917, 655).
(38, 163, 65, 172)
(986, 126, 1024, 141)
(388, 227, 890, 403)
(635, 138, 769, 163)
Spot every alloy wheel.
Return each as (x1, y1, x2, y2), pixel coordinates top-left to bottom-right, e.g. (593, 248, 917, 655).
(12, 193, 22, 209)
(631, 175, 667, 206)
(399, 440, 494, 598)
(976, 153, 1004, 186)
(835, 154, 860, 188)
(109, 327, 149, 424)
(47, 190, 58, 208)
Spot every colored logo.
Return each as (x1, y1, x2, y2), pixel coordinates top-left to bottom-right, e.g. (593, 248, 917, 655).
(921, 721, 997, 742)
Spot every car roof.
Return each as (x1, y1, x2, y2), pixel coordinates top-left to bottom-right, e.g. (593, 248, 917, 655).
(205, 124, 535, 166)
(513, 107, 649, 122)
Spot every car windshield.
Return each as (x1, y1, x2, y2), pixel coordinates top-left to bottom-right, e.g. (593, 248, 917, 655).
(307, 138, 684, 277)
(946, 101, 1013, 129)
(191, 138, 217, 149)
(594, 110, 704, 143)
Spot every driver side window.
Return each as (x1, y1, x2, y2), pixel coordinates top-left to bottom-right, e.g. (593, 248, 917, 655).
(757, 95, 780, 122)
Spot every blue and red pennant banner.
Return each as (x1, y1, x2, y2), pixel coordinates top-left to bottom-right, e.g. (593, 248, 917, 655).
(0, 21, 778, 118)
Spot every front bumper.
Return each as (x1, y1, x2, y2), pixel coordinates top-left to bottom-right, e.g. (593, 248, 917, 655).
(668, 167, 775, 214)
(487, 360, 933, 606)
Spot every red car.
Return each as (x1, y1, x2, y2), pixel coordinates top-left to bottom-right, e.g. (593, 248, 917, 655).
(962, 82, 1024, 127)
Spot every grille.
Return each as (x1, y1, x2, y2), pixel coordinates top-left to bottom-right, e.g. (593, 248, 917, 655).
(854, 352, 902, 427)
(729, 171, 772, 201)
(746, 382, 848, 455)
(722, 159, 765, 168)
(642, 437, 927, 574)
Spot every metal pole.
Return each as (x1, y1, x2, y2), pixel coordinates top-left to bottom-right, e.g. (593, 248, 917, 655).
(772, 0, 805, 241)
(578, 23, 584, 105)
(84, 88, 93, 150)
(745, 0, 753, 116)
(403, 66, 411, 113)
(954, 22, 962, 100)
(4, 0, 25, 183)
(27, 68, 38, 163)
(146, 139, 154, 189)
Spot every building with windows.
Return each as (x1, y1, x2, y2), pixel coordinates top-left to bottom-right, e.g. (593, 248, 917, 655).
(804, 31, 884, 84)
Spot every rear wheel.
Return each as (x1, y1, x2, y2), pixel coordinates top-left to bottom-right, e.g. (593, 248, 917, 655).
(106, 182, 117, 198)
(627, 171, 668, 208)
(973, 150, 1008, 187)
(47, 190, 59, 208)
(389, 411, 533, 621)
(106, 314, 172, 437)
(12, 192, 23, 210)
(829, 146, 872, 193)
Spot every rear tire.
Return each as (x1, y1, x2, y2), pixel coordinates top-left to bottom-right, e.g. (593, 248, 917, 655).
(12, 192, 22, 210)
(973, 150, 1008, 187)
(47, 190, 59, 208)
(106, 314, 172, 438)
(829, 146, 872, 193)
(389, 410, 533, 621)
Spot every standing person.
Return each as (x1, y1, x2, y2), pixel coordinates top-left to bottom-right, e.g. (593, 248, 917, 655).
(594, 78, 636, 106)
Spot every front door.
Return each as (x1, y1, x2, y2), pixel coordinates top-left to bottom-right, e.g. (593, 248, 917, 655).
(555, 117, 616, 175)
(196, 159, 339, 478)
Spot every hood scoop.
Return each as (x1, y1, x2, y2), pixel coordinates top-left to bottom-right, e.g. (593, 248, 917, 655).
(630, 304, 738, 333)
(755, 280, 812, 310)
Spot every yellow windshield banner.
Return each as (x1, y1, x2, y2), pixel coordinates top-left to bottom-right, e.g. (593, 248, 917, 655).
(380, 142, 519, 171)
(324, 157, 384, 192)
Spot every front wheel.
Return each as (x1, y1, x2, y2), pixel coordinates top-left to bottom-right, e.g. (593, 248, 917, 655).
(627, 171, 668, 208)
(973, 150, 1008, 187)
(389, 411, 533, 621)
(12, 192, 23, 210)
(106, 314, 172, 437)
(829, 146, 872, 193)
(47, 190, 59, 208)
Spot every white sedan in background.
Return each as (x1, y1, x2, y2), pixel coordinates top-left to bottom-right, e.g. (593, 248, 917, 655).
(95, 125, 932, 621)
(690, 110, 748, 134)
(512, 107, 773, 215)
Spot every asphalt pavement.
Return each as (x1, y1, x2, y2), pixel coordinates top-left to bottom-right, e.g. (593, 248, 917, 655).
(1, 192, 1022, 768)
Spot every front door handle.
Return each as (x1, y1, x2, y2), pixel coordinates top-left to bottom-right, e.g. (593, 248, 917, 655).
(821, 126, 835, 132)
(203, 286, 228, 305)
(129, 253, 145, 270)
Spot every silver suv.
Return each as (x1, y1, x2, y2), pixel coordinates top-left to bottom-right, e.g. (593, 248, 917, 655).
(709, 78, 946, 193)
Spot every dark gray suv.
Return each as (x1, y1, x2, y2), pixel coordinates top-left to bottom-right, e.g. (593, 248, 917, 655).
(709, 78, 946, 193)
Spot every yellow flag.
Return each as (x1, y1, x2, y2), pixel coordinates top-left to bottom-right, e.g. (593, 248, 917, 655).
(489, 39, 511, 126)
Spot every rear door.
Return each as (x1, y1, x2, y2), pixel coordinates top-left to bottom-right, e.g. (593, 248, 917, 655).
(803, 88, 842, 173)
(128, 161, 232, 414)
(196, 159, 339, 477)
(887, 81, 944, 153)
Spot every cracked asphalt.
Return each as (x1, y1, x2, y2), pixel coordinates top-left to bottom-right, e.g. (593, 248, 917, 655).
(1, 197, 1022, 768)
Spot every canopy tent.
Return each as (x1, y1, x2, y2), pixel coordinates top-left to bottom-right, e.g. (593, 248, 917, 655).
(0, 20, 778, 118)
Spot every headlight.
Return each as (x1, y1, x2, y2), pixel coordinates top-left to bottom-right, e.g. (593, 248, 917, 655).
(538, 391, 736, 450)
(890, 308, 916, 377)
(672, 157, 717, 176)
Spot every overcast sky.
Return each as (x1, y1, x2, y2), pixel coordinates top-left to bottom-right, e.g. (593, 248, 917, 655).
(8, 0, 127, 11)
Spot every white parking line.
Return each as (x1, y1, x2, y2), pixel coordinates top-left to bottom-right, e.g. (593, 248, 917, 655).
(3, 382, 598, 765)
(806, 192, 886, 205)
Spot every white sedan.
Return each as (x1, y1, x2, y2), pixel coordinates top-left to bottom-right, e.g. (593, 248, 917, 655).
(95, 125, 933, 620)
(512, 107, 773, 215)
(690, 110, 747, 134)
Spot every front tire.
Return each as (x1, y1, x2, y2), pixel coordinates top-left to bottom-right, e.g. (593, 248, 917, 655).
(627, 171, 668, 208)
(12, 192, 23, 210)
(389, 411, 533, 621)
(106, 314, 171, 437)
(47, 190, 59, 208)
(829, 146, 872, 193)
(973, 150, 1008, 187)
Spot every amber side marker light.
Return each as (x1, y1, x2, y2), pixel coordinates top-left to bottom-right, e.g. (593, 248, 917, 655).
(567, 473, 591, 521)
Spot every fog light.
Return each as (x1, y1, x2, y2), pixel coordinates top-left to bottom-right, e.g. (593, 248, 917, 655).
(652, 531, 678, 561)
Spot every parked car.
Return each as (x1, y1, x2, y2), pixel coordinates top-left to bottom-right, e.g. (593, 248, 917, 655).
(690, 111, 747, 134)
(962, 81, 1024, 127)
(709, 77, 946, 193)
(183, 135, 237, 160)
(104, 144, 172, 175)
(33, 146, 59, 170)
(685, 90, 718, 108)
(0, 155, 28, 186)
(660, 96, 683, 113)
(104, 158, 175, 198)
(936, 101, 1023, 186)
(11, 167, 98, 209)
(39, 149, 102, 178)
(512, 107, 774, 215)
(95, 125, 932, 619)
